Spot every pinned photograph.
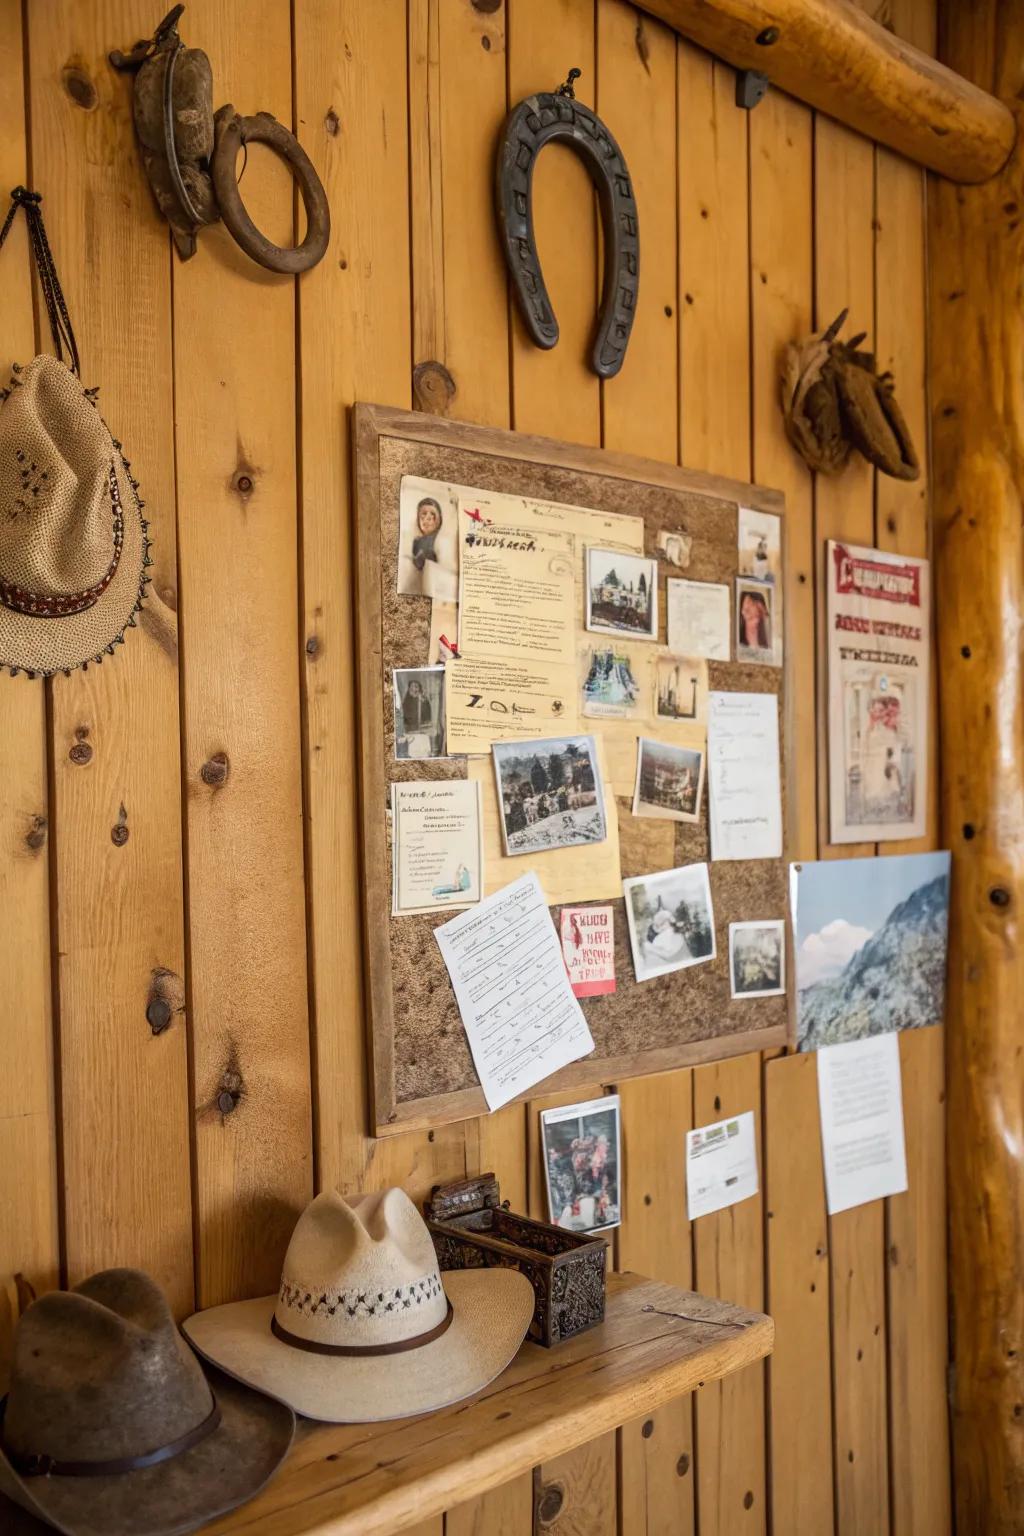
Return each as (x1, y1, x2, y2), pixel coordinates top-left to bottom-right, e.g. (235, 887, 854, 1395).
(736, 578, 775, 665)
(541, 1094, 622, 1233)
(632, 737, 705, 824)
(738, 506, 781, 585)
(729, 920, 786, 998)
(492, 734, 607, 856)
(791, 850, 951, 1050)
(655, 654, 707, 722)
(397, 476, 459, 602)
(393, 666, 446, 760)
(580, 643, 645, 719)
(623, 863, 716, 981)
(656, 529, 693, 569)
(586, 548, 658, 641)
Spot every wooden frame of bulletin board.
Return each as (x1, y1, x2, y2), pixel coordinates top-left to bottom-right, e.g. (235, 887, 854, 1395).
(354, 403, 790, 1135)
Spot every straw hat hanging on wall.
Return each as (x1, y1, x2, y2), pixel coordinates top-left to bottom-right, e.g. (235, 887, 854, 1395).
(0, 188, 150, 679)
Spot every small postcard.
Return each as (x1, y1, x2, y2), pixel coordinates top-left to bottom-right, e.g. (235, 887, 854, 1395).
(736, 577, 777, 666)
(686, 1110, 759, 1221)
(656, 529, 692, 569)
(541, 1093, 622, 1233)
(666, 578, 730, 661)
(434, 872, 595, 1111)
(391, 780, 483, 916)
(397, 477, 459, 603)
(623, 862, 716, 982)
(729, 920, 786, 998)
(654, 653, 708, 724)
(393, 666, 446, 760)
(580, 642, 649, 720)
(560, 906, 616, 998)
(492, 734, 607, 857)
(632, 736, 705, 824)
(586, 547, 659, 641)
(738, 506, 781, 586)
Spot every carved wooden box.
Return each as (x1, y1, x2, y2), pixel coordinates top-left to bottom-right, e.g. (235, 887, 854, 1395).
(423, 1173, 607, 1348)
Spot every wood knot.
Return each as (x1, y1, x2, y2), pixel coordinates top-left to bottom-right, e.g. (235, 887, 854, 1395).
(305, 634, 321, 658)
(25, 814, 47, 852)
(676, 1453, 690, 1477)
(69, 742, 92, 766)
(217, 1066, 243, 1116)
(147, 967, 185, 1035)
(536, 1483, 564, 1525)
(641, 1419, 655, 1439)
(232, 471, 254, 497)
(471, 0, 502, 11)
(324, 107, 340, 136)
(412, 360, 456, 416)
(111, 803, 129, 847)
(201, 752, 229, 787)
(62, 63, 98, 110)
(146, 997, 172, 1034)
(990, 886, 1011, 908)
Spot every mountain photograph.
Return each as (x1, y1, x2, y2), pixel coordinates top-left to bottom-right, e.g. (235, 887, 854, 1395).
(792, 850, 951, 1051)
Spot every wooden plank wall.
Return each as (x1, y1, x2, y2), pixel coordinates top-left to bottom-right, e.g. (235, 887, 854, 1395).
(0, 1, 949, 1531)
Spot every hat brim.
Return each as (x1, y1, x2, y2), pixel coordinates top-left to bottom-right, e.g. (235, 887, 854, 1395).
(182, 1268, 535, 1423)
(0, 1363, 294, 1536)
(0, 449, 147, 677)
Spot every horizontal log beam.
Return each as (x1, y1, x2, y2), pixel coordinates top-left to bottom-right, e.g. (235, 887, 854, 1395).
(636, 0, 1015, 183)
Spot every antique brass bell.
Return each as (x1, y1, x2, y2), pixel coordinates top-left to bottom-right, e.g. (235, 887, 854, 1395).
(110, 5, 330, 275)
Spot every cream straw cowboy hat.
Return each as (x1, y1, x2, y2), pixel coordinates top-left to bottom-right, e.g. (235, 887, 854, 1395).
(183, 1188, 535, 1422)
(0, 188, 149, 678)
(0, 1269, 294, 1536)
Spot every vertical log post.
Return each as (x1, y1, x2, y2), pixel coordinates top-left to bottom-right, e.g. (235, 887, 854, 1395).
(931, 5, 1024, 1529)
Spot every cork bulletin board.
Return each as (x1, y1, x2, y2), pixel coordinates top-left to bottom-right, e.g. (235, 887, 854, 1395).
(354, 403, 790, 1135)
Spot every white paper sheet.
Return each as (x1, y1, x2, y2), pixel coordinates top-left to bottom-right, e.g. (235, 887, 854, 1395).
(817, 1033, 908, 1215)
(686, 1110, 759, 1220)
(434, 871, 595, 1111)
(666, 579, 731, 660)
(707, 690, 782, 861)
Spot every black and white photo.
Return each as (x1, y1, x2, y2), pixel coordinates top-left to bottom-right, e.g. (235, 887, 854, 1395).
(393, 666, 446, 760)
(729, 920, 786, 998)
(492, 734, 607, 856)
(586, 548, 658, 640)
(623, 863, 716, 982)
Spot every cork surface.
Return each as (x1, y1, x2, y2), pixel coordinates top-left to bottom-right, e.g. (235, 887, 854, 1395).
(370, 431, 787, 1109)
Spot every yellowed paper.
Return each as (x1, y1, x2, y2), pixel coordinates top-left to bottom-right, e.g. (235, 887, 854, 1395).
(458, 519, 576, 665)
(445, 656, 578, 754)
(577, 646, 710, 798)
(468, 739, 623, 905)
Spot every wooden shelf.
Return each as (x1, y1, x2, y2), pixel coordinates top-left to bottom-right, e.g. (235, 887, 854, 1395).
(204, 1272, 773, 1536)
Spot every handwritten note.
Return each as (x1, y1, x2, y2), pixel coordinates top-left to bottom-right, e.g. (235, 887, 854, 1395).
(434, 872, 595, 1111)
(707, 691, 782, 860)
(666, 579, 731, 661)
(391, 780, 483, 916)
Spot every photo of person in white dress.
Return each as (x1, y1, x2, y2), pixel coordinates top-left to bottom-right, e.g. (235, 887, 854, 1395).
(623, 863, 717, 982)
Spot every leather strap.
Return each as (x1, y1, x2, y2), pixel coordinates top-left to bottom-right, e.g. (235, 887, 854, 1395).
(0, 1395, 221, 1479)
(270, 1300, 454, 1357)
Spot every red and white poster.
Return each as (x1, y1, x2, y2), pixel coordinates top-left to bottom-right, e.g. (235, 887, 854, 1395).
(559, 905, 616, 998)
(827, 541, 930, 844)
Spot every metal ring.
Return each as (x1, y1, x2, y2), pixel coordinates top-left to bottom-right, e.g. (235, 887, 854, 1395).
(211, 106, 330, 275)
(496, 89, 639, 379)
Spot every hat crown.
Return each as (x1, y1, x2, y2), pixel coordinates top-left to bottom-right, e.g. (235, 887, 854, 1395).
(274, 1189, 447, 1349)
(0, 354, 116, 600)
(3, 1269, 213, 1467)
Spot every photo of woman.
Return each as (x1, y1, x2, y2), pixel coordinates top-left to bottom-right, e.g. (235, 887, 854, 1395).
(736, 579, 775, 664)
(393, 666, 446, 759)
(396, 475, 458, 601)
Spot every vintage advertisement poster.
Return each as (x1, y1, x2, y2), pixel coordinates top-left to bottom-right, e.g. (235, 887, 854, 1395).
(559, 906, 616, 998)
(827, 542, 930, 843)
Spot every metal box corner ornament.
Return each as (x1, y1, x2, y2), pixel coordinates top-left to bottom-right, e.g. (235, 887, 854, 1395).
(424, 1173, 607, 1348)
(110, 5, 330, 275)
(497, 69, 639, 380)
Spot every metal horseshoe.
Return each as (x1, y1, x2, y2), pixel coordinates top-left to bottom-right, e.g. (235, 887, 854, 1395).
(111, 5, 330, 275)
(496, 68, 639, 380)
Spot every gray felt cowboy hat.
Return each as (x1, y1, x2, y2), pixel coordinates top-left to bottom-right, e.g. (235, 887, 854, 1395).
(0, 1268, 294, 1536)
(0, 353, 150, 678)
(183, 1187, 535, 1423)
